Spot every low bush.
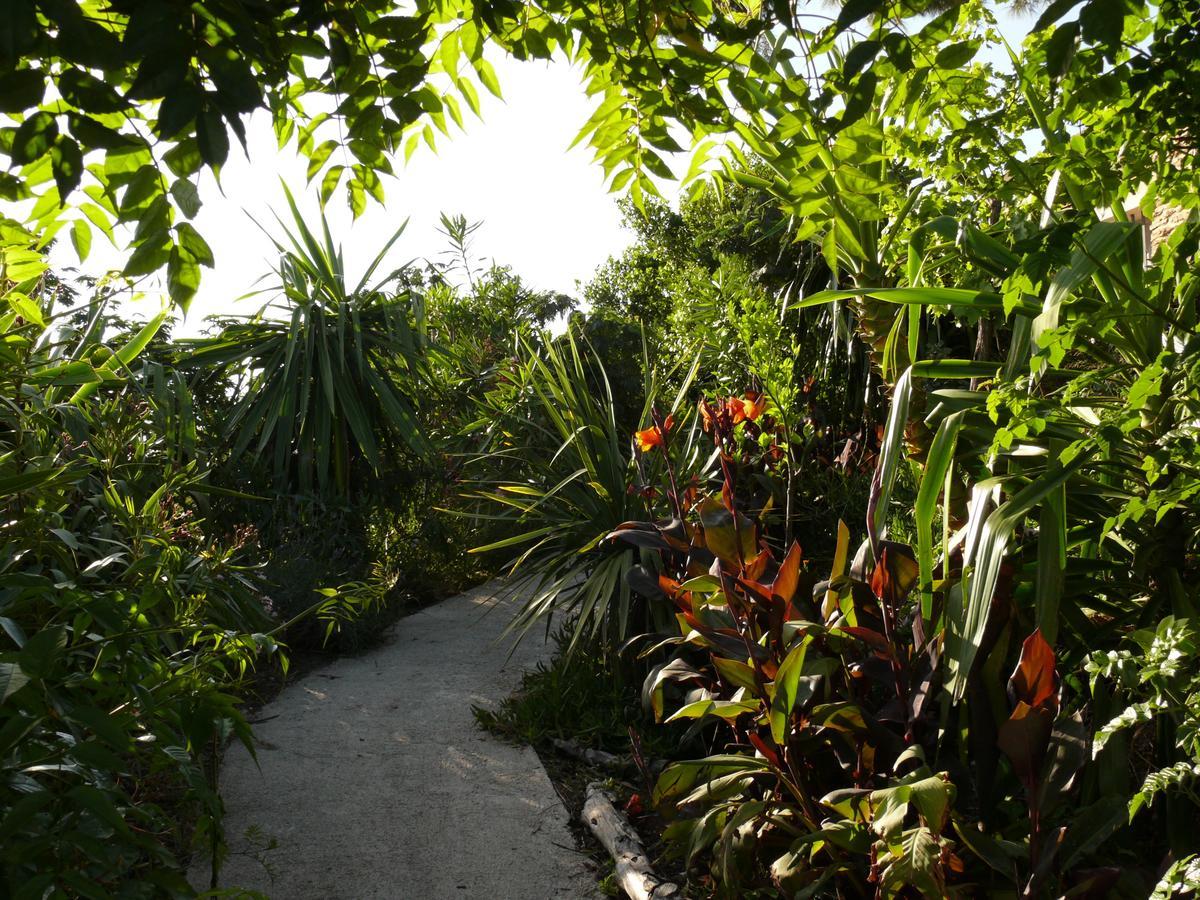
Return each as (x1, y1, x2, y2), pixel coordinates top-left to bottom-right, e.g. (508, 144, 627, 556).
(474, 629, 685, 761)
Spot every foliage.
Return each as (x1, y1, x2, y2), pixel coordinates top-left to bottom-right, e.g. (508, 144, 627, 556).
(251, 484, 490, 653)
(583, 193, 833, 403)
(5, 0, 1200, 895)
(0, 0, 517, 304)
(425, 214, 573, 343)
(570, 308, 649, 435)
(464, 328, 683, 651)
(562, 2, 1200, 891)
(417, 214, 577, 440)
(0, 247, 274, 895)
(1088, 617, 1200, 827)
(616, 413, 1166, 896)
(179, 189, 430, 498)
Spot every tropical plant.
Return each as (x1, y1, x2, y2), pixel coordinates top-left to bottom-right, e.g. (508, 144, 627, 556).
(464, 327, 699, 650)
(571, 3, 1200, 892)
(179, 189, 430, 498)
(619, 404, 1182, 896)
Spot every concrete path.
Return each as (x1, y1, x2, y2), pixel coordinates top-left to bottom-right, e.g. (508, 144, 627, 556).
(191, 581, 597, 899)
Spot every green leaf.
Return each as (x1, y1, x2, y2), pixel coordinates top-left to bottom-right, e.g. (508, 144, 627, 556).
(474, 58, 502, 98)
(0, 68, 45, 113)
(176, 222, 214, 266)
(6, 291, 44, 326)
(699, 495, 757, 566)
(167, 245, 201, 307)
(878, 827, 945, 898)
(347, 174, 366, 218)
(911, 359, 1000, 379)
(843, 39, 881, 78)
(71, 309, 168, 402)
(945, 452, 1092, 700)
(678, 575, 722, 593)
(0, 662, 29, 702)
(935, 41, 977, 68)
(871, 366, 912, 549)
(1035, 466, 1066, 644)
(50, 135, 84, 200)
(0, 466, 68, 496)
(797, 286, 1035, 315)
(914, 411, 964, 620)
(59, 67, 128, 113)
(196, 108, 229, 168)
(12, 111, 58, 164)
(70, 218, 92, 261)
(306, 138, 338, 181)
(68, 784, 132, 836)
(1058, 796, 1126, 871)
(836, 0, 883, 32)
(121, 232, 171, 277)
(666, 699, 758, 723)
(769, 635, 812, 743)
(712, 657, 757, 692)
(170, 178, 202, 218)
(18, 627, 66, 679)
(837, 71, 877, 131)
(319, 165, 344, 206)
(906, 775, 953, 832)
(1032, 221, 1135, 373)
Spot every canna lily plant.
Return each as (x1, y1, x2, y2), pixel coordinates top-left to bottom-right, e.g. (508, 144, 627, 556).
(616, 392, 1167, 896)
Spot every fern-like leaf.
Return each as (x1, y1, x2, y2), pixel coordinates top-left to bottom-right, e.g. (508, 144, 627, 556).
(1130, 761, 1200, 821)
(1150, 854, 1200, 899)
(1093, 698, 1168, 757)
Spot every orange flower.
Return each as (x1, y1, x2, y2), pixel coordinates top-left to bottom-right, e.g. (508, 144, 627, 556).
(741, 392, 766, 421)
(635, 426, 663, 452)
(728, 393, 765, 423)
(634, 415, 673, 452)
(727, 397, 748, 424)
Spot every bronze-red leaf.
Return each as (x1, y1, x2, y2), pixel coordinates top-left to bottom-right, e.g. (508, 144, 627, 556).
(1010, 628, 1058, 711)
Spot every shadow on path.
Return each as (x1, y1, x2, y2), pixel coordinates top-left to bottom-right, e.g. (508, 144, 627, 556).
(190, 580, 596, 899)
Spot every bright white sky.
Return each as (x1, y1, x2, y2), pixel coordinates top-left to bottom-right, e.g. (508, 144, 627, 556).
(49, 54, 653, 336)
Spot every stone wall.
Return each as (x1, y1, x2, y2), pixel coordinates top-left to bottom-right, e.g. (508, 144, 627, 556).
(1150, 203, 1191, 253)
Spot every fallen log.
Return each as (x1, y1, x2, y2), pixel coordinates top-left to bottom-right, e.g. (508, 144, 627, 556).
(581, 781, 681, 900)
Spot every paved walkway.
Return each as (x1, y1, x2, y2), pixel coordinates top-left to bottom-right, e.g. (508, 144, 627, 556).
(191, 581, 596, 899)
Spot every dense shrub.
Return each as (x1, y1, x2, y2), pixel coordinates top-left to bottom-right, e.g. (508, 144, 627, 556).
(0, 253, 275, 896)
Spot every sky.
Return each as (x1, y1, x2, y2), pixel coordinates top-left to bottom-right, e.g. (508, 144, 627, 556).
(48, 54, 649, 336)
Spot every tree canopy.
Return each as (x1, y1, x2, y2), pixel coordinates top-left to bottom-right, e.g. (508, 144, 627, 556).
(6, 0, 1193, 308)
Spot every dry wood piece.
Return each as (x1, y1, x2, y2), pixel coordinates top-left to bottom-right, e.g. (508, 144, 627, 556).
(581, 781, 681, 900)
(551, 738, 625, 771)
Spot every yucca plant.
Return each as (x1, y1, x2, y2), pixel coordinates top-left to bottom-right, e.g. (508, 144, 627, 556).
(463, 326, 698, 650)
(179, 187, 430, 498)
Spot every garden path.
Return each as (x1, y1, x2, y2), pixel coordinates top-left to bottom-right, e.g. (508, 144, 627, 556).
(190, 580, 597, 899)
